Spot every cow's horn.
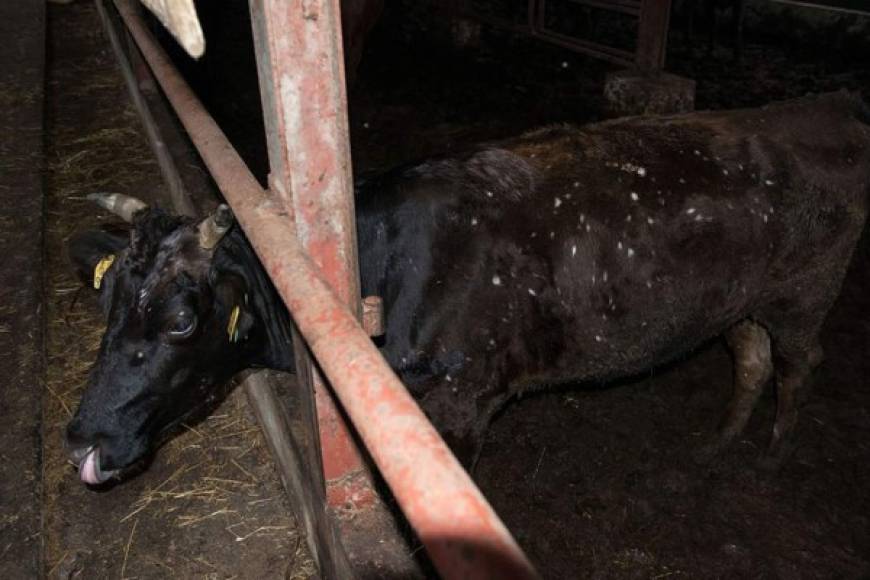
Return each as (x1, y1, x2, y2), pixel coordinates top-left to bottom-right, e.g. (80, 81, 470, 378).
(87, 192, 148, 222)
(198, 204, 233, 249)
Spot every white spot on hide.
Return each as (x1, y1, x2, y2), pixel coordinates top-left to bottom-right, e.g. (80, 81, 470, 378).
(492, 275, 501, 286)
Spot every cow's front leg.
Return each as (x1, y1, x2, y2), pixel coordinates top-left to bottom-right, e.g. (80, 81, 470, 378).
(695, 320, 773, 464)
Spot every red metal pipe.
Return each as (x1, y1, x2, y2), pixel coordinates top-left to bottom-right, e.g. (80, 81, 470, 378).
(112, 1, 539, 577)
(250, 0, 370, 504)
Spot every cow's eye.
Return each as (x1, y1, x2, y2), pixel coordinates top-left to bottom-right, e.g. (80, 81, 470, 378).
(165, 310, 197, 339)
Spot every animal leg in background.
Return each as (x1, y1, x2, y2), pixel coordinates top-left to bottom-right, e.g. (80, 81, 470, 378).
(696, 320, 773, 464)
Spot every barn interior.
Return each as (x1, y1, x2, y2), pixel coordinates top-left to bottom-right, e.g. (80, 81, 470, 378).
(1, 0, 869, 578)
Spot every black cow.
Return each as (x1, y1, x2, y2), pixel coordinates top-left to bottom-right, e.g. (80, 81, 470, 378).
(67, 92, 870, 485)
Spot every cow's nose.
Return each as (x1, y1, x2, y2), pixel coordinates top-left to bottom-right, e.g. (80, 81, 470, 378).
(64, 417, 97, 458)
(67, 443, 95, 466)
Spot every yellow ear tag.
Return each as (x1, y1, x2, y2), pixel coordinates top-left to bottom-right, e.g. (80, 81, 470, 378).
(93, 255, 116, 290)
(227, 305, 241, 343)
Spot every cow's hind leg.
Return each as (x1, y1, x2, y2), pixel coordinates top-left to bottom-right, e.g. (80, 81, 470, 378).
(695, 320, 773, 464)
(759, 333, 824, 471)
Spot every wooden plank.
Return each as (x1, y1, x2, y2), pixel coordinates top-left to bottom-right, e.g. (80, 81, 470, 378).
(139, 0, 204, 58)
(636, 0, 672, 71)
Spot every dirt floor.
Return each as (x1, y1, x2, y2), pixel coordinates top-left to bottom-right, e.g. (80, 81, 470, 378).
(32, 1, 870, 579)
(40, 3, 313, 579)
(0, 2, 46, 578)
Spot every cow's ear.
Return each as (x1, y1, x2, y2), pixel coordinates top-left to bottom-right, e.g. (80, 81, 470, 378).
(68, 228, 129, 290)
(213, 273, 255, 344)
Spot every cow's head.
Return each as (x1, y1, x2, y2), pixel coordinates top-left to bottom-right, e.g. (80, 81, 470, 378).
(66, 194, 290, 485)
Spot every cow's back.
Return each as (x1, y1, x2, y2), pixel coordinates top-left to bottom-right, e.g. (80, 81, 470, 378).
(358, 92, 870, 388)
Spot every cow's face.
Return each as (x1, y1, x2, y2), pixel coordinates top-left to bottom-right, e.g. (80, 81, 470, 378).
(66, 198, 256, 484)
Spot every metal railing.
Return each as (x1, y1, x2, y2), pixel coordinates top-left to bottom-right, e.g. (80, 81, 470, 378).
(467, 0, 672, 71)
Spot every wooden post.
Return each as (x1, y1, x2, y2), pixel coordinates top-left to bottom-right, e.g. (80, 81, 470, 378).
(636, 0, 672, 71)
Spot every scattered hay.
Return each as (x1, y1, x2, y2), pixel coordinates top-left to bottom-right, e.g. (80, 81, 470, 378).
(120, 519, 138, 580)
(0, 79, 40, 109)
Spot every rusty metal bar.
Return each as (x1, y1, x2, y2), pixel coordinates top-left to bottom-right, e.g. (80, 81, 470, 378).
(95, 0, 193, 217)
(767, 0, 870, 16)
(528, 0, 637, 67)
(567, 0, 642, 17)
(470, 0, 670, 71)
(249, 0, 372, 511)
(112, 0, 540, 577)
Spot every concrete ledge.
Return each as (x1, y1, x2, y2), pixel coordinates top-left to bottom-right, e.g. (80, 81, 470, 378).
(604, 70, 696, 116)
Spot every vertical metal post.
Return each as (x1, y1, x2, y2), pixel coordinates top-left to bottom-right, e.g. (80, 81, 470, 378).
(636, 0, 672, 71)
(248, 0, 373, 510)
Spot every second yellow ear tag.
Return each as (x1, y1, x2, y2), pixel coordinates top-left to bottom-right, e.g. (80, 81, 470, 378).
(93, 255, 116, 290)
(227, 305, 241, 343)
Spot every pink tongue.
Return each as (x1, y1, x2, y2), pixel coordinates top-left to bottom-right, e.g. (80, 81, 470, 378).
(80, 449, 102, 485)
